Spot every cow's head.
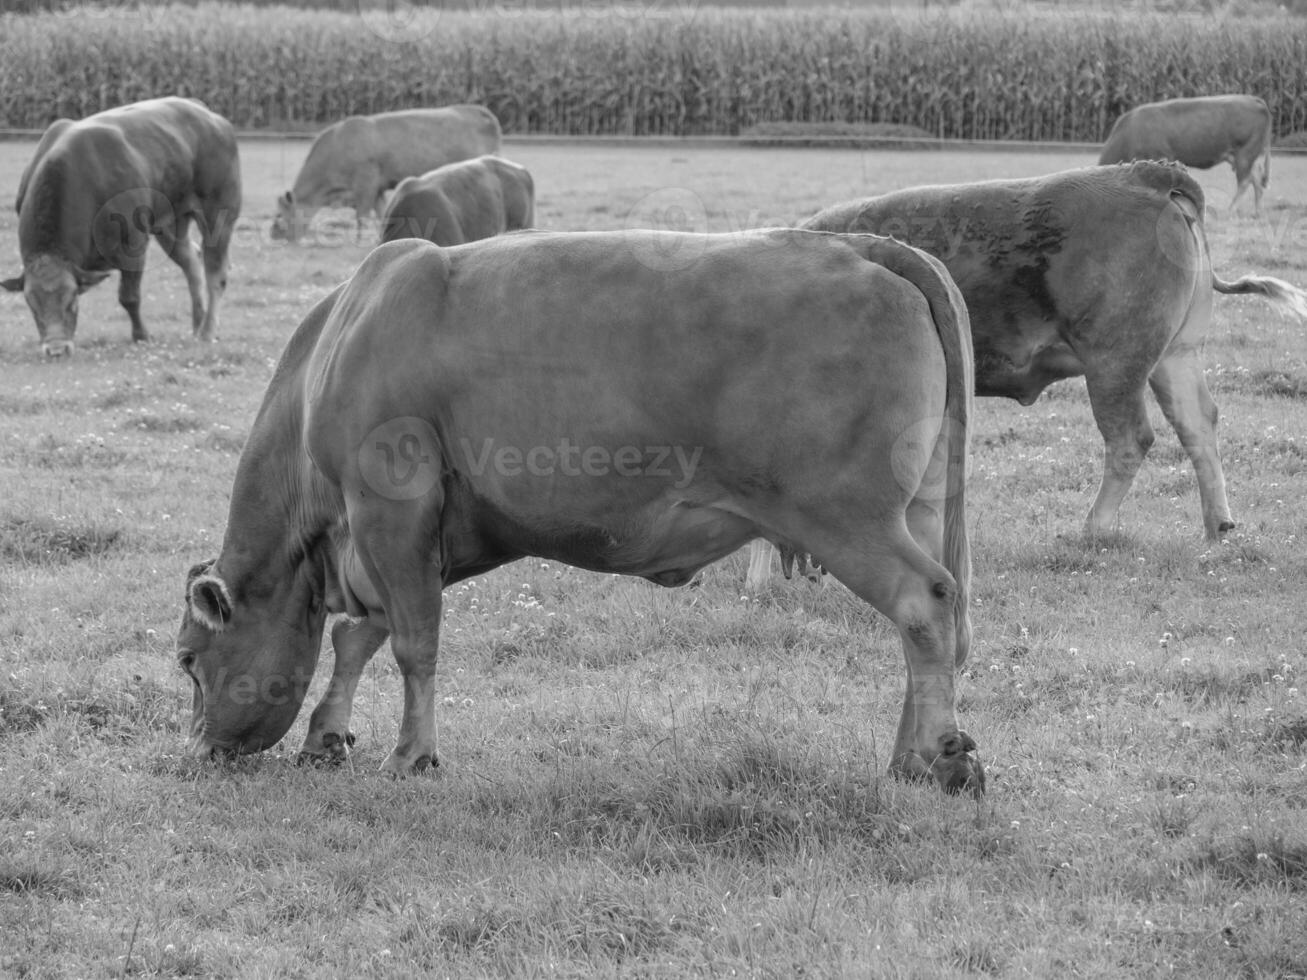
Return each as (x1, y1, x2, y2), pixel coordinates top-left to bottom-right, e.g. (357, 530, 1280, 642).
(176, 557, 328, 758)
(2, 254, 110, 357)
(270, 191, 307, 244)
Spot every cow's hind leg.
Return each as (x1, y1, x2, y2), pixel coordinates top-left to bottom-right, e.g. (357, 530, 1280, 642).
(298, 617, 390, 765)
(157, 217, 209, 338)
(1229, 145, 1264, 216)
(794, 516, 980, 795)
(905, 481, 970, 668)
(1083, 368, 1156, 539)
(1149, 346, 1234, 538)
(1229, 167, 1255, 216)
(118, 268, 149, 342)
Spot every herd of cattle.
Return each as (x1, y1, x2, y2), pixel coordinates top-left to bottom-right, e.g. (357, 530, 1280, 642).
(4, 93, 1304, 797)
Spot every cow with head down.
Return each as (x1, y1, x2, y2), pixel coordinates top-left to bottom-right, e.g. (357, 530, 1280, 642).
(2, 97, 241, 357)
(1099, 95, 1273, 215)
(177, 228, 982, 796)
(271, 105, 502, 244)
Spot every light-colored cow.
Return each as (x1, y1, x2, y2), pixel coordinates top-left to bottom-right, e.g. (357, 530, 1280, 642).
(271, 105, 502, 243)
(1099, 95, 1272, 214)
(746, 162, 1307, 591)
(379, 155, 534, 246)
(176, 229, 982, 795)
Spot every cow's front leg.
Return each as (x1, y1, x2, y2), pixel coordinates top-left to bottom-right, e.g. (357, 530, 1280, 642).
(298, 617, 390, 764)
(383, 621, 442, 777)
(344, 497, 446, 778)
(118, 268, 149, 342)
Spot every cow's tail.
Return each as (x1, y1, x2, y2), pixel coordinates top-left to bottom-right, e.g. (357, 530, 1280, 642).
(1214, 273, 1307, 321)
(861, 237, 974, 659)
(1161, 169, 1307, 321)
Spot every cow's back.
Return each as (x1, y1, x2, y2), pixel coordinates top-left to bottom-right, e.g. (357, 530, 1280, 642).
(381, 155, 533, 245)
(804, 162, 1204, 401)
(16, 98, 240, 263)
(297, 106, 502, 198)
(371, 107, 502, 182)
(1099, 95, 1270, 167)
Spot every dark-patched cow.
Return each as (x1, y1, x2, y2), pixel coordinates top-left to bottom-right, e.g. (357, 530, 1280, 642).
(379, 155, 534, 246)
(271, 105, 502, 243)
(176, 228, 983, 795)
(1099, 95, 1273, 214)
(2, 97, 241, 356)
(746, 162, 1307, 591)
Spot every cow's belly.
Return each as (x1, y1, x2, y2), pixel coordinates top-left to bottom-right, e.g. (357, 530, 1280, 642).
(452, 486, 761, 588)
(974, 332, 1085, 406)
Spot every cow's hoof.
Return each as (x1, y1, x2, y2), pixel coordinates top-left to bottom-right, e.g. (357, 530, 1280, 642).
(933, 751, 985, 798)
(379, 750, 439, 778)
(296, 730, 356, 766)
(891, 733, 985, 798)
(1217, 519, 1236, 534)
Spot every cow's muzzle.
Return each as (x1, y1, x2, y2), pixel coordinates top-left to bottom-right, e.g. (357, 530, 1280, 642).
(42, 340, 75, 358)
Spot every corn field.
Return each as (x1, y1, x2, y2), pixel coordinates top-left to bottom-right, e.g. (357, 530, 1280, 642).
(1, 4, 1305, 140)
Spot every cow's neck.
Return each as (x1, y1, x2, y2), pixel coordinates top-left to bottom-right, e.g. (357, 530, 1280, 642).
(215, 389, 337, 605)
(291, 166, 348, 211)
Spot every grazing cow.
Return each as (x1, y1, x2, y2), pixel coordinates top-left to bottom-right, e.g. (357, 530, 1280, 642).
(379, 155, 534, 247)
(271, 105, 502, 243)
(1098, 95, 1273, 214)
(2, 97, 241, 356)
(176, 229, 982, 795)
(745, 162, 1307, 592)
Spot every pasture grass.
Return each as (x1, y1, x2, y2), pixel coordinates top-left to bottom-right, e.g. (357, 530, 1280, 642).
(1, 142, 1306, 976)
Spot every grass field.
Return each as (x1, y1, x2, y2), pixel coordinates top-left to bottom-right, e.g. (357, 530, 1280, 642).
(2, 140, 1306, 977)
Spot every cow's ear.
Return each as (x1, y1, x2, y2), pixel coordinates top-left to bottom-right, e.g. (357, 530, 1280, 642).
(73, 268, 110, 292)
(0, 275, 23, 292)
(189, 573, 234, 632)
